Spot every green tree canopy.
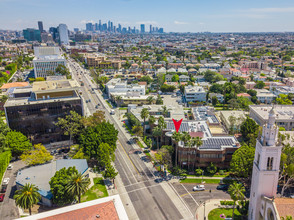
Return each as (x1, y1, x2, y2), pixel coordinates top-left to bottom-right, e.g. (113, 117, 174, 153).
(275, 94, 292, 105)
(55, 110, 83, 143)
(230, 144, 255, 179)
(49, 166, 78, 205)
(6, 131, 32, 158)
(79, 122, 118, 159)
(172, 74, 179, 82)
(20, 144, 53, 166)
(228, 182, 245, 219)
(255, 81, 265, 89)
(240, 117, 259, 146)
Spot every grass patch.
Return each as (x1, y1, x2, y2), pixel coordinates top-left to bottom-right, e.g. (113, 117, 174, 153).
(106, 100, 113, 108)
(184, 108, 191, 110)
(81, 178, 108, 202)
(119, 107, 128, 110)
(187, 174, 228, 178)
(180, 178, 220, 184)
(208, 208, 242, 220)
(123, 123, 134, 135)
(137, 140, 144, 148)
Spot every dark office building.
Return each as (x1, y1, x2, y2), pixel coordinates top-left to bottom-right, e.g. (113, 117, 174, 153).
(23, 28, 41, 42)
(38, 21, 44, 33)
(4, 80, 83, 144)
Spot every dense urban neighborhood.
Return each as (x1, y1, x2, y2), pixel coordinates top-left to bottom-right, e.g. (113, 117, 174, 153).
(0, 20, 294, 220)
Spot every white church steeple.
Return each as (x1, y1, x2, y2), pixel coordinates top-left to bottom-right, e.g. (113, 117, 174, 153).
(248, 106, 282, 220)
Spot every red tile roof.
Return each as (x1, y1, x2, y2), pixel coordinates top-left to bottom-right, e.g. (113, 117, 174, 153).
(0, 82, 29, 89)
(41, 201, 119, 220)
(275, 198, 294, 219)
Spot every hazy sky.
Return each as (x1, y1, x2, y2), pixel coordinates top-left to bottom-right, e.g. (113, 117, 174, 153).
(1, 0, 294, 32)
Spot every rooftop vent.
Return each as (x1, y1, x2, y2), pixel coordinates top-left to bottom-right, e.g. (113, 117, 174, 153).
(96, 215, 100, 218)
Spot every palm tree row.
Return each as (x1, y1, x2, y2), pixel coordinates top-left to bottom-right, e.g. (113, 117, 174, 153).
(172, 131, 203, 170)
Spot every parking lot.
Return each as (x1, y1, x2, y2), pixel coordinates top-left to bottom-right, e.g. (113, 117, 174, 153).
(171, 182, 231, 214)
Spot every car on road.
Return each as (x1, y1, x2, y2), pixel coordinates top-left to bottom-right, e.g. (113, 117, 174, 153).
(217, 184, 229, 191)
(110, 109, 115, 115)
(95, 105, 99, 109)
(2, 178, 9, 185)
(0, 194, 5, 202)
(7, 164, 13, 170)
(193, 185, 205, 191)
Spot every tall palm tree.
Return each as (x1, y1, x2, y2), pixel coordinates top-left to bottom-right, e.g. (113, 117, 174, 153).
(193, 137, 203, 170)
(66, 173, 90, 203)
(147, 96, 155, 104)
(161, 105, 170, 117)
(149, 115, 156, 126)
(14, 183, 41, 215)
(180, 132, 191, 168)
(228, 182, 245, 220)
(158, 116, 166, 130)
(115, 96, 122, 107)
(172, 132, 182, 166)
(140, 108, 149, 137)
(152, 126, 162, 151)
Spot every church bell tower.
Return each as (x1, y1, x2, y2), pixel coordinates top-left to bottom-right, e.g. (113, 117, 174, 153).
(248, 107, 282, 220)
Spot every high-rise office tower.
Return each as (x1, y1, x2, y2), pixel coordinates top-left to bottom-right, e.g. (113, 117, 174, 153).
(38, 21, 44, 33)
(99, 20, 102, 31)
(118, 24, 122, 33)
(140, 24, 145, 33)
(73, 28, 79, 33)
(110, 22, 113, 32)
(49, 27, 58, 41)
(150, 25, 152, 33)
(108, 21, 111, 31)
(86, 23, 93, 31)
(58, 24, 69, 45)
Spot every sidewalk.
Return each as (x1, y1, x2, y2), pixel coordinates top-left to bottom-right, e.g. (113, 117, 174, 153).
(195, 199, 223, 220)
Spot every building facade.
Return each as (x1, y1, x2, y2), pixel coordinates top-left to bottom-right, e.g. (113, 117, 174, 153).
(184, 85, 207, 103)
(4, 80, 83, 144)
(33, 47, 66, 78)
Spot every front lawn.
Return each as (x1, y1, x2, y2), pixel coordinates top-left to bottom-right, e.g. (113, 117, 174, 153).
(180, 178, 220, 184)
(208, 208, 242, 220)
(81, 177, 108, 202)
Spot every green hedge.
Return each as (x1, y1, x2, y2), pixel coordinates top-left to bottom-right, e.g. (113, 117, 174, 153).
(0, 151, 12, 182)
(220, 201, 234, 206)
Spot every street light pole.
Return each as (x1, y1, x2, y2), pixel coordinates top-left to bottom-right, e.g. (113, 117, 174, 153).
(202, 170, 204, 183)
(204, 201, 206, 220)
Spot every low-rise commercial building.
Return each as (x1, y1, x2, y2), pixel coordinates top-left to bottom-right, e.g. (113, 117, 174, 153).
(16, 159, 88, 207)
(219, 110, 247, 133)
(106, 78, 145, 97)
(249, 105, 294, 130)
(4, 79, 83, 144)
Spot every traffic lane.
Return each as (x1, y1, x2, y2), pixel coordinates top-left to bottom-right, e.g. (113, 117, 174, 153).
(181, 183, 230, 211)
(0, 160, 26, 220)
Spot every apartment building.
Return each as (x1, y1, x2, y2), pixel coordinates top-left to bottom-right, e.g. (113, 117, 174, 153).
(184, 85, 206, 103)
(255, 89, 276, 103)
(33, 47, 66, 78)
(249, 105, 294, 130)
(4, 79, 83, 144)
(85, 54, 121, 69)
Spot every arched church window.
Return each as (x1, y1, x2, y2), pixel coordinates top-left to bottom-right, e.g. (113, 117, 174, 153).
(267, 157, 274, 170)
(267, 208, 275, 220)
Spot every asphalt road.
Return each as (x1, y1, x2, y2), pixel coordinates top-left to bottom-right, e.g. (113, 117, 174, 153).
(0, 160, 26, 220)
(68, 60, 186, 220)
(172, 182, 231, 215)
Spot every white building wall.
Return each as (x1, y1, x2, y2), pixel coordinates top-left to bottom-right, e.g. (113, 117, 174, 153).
(58, 24, 69, 45)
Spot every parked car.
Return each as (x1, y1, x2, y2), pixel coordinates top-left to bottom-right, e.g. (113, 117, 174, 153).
(7, 164, 13, 170)
(1, 185, 7, 193)
(193, 185, 205, 191)
(217, 184, 229, 191)
(0, 194, 5, 202)
(2, 178, 10, 185)
(95, 105, 99, 109)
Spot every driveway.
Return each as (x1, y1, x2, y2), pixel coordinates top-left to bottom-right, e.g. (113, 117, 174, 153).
(0, 160, 26, 220)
